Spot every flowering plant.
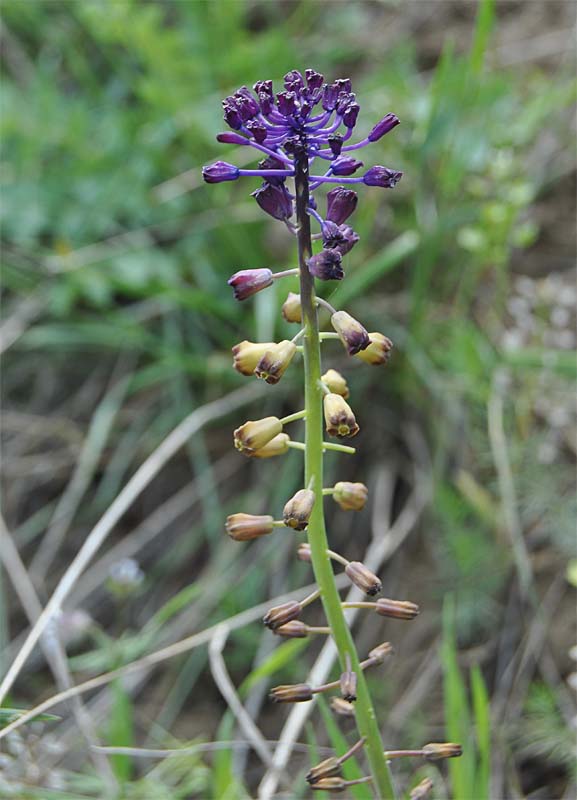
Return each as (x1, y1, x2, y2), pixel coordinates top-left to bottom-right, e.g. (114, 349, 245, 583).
(204, 69, 461, 798)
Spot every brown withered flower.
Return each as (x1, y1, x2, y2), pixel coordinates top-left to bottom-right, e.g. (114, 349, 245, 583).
(340, 656, 357, 702)
(333, 481, 368, 511)
(232, 340, 275, 376)
(234, 416, 282, 454)
(321, 368, 350, 398)
(254, 340, 297, 384)
(281, 292, 302, 323)
(367, 642, 394, 665)
(252, 433, 290, 458)
(410, 778, 434, 799)
(270, 683, 313, 703)
(273, 621, 309, 638)
(283, 488, 315, 530)
(310, 777, 348, 793)
(345, 561, 382, 595)
(323, 393, 359, 438)
(330, 697, 356, 717)
(354, 332, 393, 365)
(375, 598, 420, 620)
(306, 757, 342, 784)
(422, 742, 463, 761)
(225, 514, 275, 542)
(263, 600, 302, 630)
(330, 310, 370, 355)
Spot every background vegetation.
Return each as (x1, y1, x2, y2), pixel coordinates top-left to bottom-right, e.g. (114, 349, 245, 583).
(1, 1, 575, 798)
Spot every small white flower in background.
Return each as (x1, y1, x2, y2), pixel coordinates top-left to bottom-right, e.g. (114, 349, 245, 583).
(106, 557, 144, 598)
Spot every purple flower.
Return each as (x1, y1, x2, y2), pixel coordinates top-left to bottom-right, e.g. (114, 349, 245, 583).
(216, 132, 247, 145)
(322, 223, 359, 256)
(258, 156, 289, 187)
(228, 269, 274, 301)
(202, 161, 240, 184)
(307, 249, 344, 281)
(331, 157, 364, 176)
(252, 183, 293, 221)
(326, 187, 358, 225)
(368, 113, 400, 142)
(363, 166, 403, 188)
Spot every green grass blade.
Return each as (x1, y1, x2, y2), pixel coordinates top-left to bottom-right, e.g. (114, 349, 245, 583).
(471, 664, 491, 799)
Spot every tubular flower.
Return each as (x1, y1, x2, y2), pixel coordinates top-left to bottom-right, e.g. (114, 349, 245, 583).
(355, 332, 393, 365)
(307, 249, 344, 281)
(274, 621, 309, 638)
(254, 340, 297, 384)
(234, 416, 282, 454)
(323, 393, 359, 438)
(333, 481, 368, 511)
(422, 743, 463, 761)
(326, 187, 358, 225)
(226, 514, 275, 541)
(228, 269, 273, 301)
(375, 598, 420, 620)
(321, 369, 349, 399)
(331, 310, 370, 355)
(281, 292, 302, 323)
(283, 488, 315, 530)
(270, 683, 314, 703)
(263, 600, 302, 630)
(345, 561, 382, 596)
(232, 340, 276, 376)
(251, 432, 290, 458)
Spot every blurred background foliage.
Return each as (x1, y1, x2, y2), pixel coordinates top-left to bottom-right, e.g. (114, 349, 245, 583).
(1, 1, 575, 798)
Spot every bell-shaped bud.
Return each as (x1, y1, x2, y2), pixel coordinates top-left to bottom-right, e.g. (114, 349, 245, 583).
(270, 683, 313, 703)
(367, 642, 394, 664)
(342, 103, 360, 128)
(283, 488, 315, 530)
(252, 183, 293, 221)
(322, 223, 359, 256)
(202, 161, 240, 184)
(228, 268, 273, 301)
(254, 340, 297, 384)
(311, 777, 347, 793)
(305, 69, 324, 90)
(297, 542, 312, 562)
(252, 432, 290, 458)
(284, 69, 305, 90)
(323, 393, 359, 438)
(330, 697, 355, 717)
(263, 600, 302, 630)
(375, 598, 420, 620)
(326, 187, 358, 225)
(333, 481, 368, 511)
(306, 757, 342, 784)
(245, 120, 267, 144)
(368, 113, 400, 142)
(281, 292, 302, 324)
(226, 514, 275, 542)
(363, 166, 403, 188)
(331, 156, 363, 176)
(410, 778, 434, 800)
(223, 101, 242, 130)
(234, 417, 282, 455)
(258, 155, 288, 186)
(355, 332, 393, 365)
(345, 561, 382, 595)
(322, 83, 340, 111)
(253, 79, 273, 97)
(422, 743, 463, 761)
(321, 369, 349, 399)
(274, 621, 309, 638)
(307, 249, 344, 281)
(331, 311, 370, 355)
(276, 91, 297, 117)
(216, 131, 247, 145)
(232, 340, 276, 376)
(328, 134, 343, 157)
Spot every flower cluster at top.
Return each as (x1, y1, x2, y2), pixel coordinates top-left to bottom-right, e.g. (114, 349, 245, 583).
(202, 69, 402, 292)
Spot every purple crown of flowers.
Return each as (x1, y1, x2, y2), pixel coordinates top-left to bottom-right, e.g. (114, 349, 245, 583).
(202, 69, 402, 294)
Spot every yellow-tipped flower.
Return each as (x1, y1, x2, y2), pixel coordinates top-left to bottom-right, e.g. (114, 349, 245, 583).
(252, 433, 290, 458)
(323, 393, 359, 438)
(321, 368, 350, 399)
(234, 416, 283, 455)
(306, 758, 342, 784)
(422, 743, 463, 761)
(331, 310, 370, 355)
(254, 340, 297, 384)
(355, 332, 393, 365)
(281, 292, 302, 323)
(410, 778, 434, 800)
(226, 513, 275, 541)
(345, 561, 381, 595)
(270, 683, 313, 703)
(232, 340, 275, 376)
(310, 778, 347, 793)
(333, 481, 368, 511)
(283, 488, 315, 530)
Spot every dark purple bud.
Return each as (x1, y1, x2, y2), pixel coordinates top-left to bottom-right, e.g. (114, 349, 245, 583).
(307, 249, 344, 281)
(283, 136, 302, 156)
(326, 187, 358, 225)
(252, 183, 293, 221)
(228, 268, 274, 301)
(246, 120, 267, 144)
(284, 70, 305, 91)
(259, 156, 288, 186)
(335, 78, 352, 93)
(331, 156, 363, 176)
(277, 91, 297, 117)
(322, 222, 359, 255)
(223, 101, 242, 130)
(322, 83, 340, 111)
(336, 92, 355, 114)
(368, 113, 400, 142)
(305, 69, 324, 90)
(343, 103, 360, 129)
(237, 96, 259, 122)
(258, 92, 273, 116)
(202, 161, 240, 184)
(363, 166, 403, 188)
(254, 80, 273, 98)
(300, 100, 312, 117)
(328, 134, 343, 157)
(216, 131, 247, 145)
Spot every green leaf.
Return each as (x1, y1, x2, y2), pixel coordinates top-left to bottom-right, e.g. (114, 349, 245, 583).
(471, 665, 491, 799)
(0, 708, 61, 726)
(108, 681, 134, 782)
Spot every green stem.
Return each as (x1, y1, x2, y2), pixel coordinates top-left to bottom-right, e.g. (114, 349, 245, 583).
(280, 409, 307, 425)
(294, 147, 396, 800)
